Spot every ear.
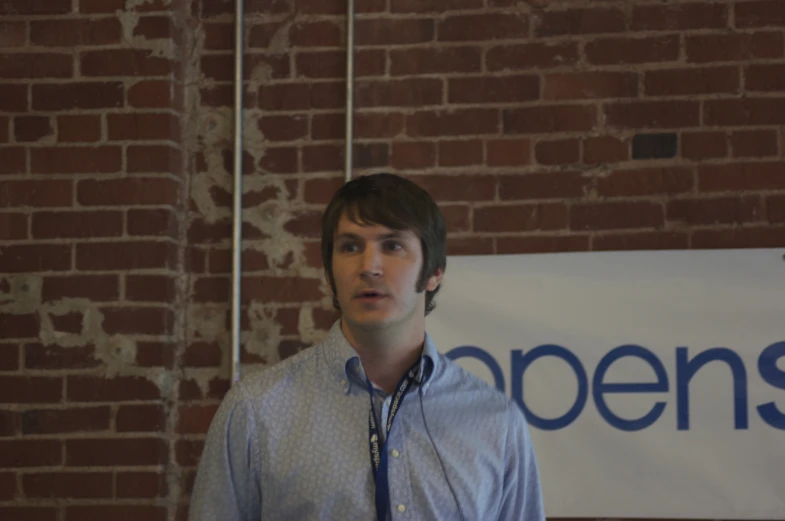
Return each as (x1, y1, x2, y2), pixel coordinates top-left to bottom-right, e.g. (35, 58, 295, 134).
(425, 267, 443, 292)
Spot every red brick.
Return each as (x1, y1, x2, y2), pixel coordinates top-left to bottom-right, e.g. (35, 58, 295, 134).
(31, 19, 121, 46)
(116, 404, 166, 432)
(0, 342, 19, 370)
(544, 71, 636, 100)
(0, 376, 61, 403)
(497, 235, 589, 254)
(135, 341, 175, 368)
(682, 131, 728, 160)
(23, 472, 111, 499)
(258, 82, 311, 111)
(32, 211, 122, 239)
(301, 144, 342, 172)
(192, 276, 228, 302)
(258, 115, 308, 142)
(438, 140, 483, 167)
(0, 213, 26, 240)
(693, 227, 785, 248)
(175, 439, 203, 466)
(31, 146, 121, 174)
(355, 18, 434, 45)
(116, 472, 168, 498)
(597, 167, 694, 197)
(536, 8, 625, 37)
(0, 53, 72, 79)
(632, 3, 728, 30)
(0, 313, 39, 339)
(571, 202, 664, 230)
(177, 404, 219, 434)
(499, 172, 590, 200)
(134, 16, 175, 40)
(2, 0, 70, 13)
(698, 162, 785, 191)
(392, 0, 481, 12)
(704, 98, 785, 126)
(25, 344, 100, 370)
(101, 307, 174, 336)
(0, 146, 26, 174)
(0, 84, 27, 112)
(487, 138, 531, 167)
(390, 46, 481, 75)
(687, 32, 783, 63)
(407, 109, 498, 137)
(125, 275, 175, 303)
(445, 237, 493, 255)
(295, 49, 383, 79)
(736, 1, 785, 28)
(408, 174, 495, 201)
(448, 75, 538, 104)
(22, 407, 110, 435)
(66, 504, 167, 521)
(14, 115, 52, 142)
(593, 232, 688, 251)
(76, 241, 175, 270)
(80, 0, 171, 12)
(129, 80, 179, 109)
(0, 23, 25, 48)
(127, 208, 177, 238)
(67, 375, 161, 402)
(81, 49, 173, 77)
(0, 440, 61, 467)
(583, 136, 628, 164)
(78, 177, 179, 206)
(310, 81, 344, 109)
(258, 146, 298, 173)
(65, 438, 169, 466)
(0, 409, 20, 436)
(357, 78, 443, 108)
(535, 139, 580, 165)
(504, 105, 596, 134)
(745, 64, 785, 92)
(391, 141, 435, 170)
(768, 195, 785, 222)
(0, 244, 71, 272)
(241, 276, 324, 304)
(474, 204, 568, 232)
(183, 342, 222, 367)
(586, 35, 680, 65)
(32, 82, 124, 111)
(108, 113, 181, 141)
(0, 471, 15, 500)
(438, 13, 528, 41)
(49, 312, 83, 334)
(0, 507, 58, 521)
(645, 66, 739, 96)
(128, 144, 182, 174)
(605, 101, 700, 129)
(290, 20, 342, 47)
(57, 115, 101, 142)
(42, 275, 119, 301)
(188, 218, 232, 244)
(284, 210, 322, 238)
(487, 42, 578, 71)
(667, 196, 762, 225)
(730, 130, 778, 158)
(0, 116, 8, 142)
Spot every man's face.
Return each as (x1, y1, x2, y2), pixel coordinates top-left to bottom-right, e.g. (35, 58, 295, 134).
(330, 212, 442, 334)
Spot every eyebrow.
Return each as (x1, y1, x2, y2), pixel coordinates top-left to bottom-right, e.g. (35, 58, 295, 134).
(335, 231, 405, 242)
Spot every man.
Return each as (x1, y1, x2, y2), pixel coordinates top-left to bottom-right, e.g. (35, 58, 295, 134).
(189, 173, 545, 521)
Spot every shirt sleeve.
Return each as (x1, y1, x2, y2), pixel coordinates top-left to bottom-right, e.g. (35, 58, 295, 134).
(188, 380, 262, 521)
(497, 400, 546, 521)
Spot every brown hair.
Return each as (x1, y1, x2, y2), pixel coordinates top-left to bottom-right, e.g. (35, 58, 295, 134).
(320, 173, 446, 315)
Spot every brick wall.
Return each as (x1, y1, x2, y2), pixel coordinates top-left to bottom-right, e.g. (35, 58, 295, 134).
(1, 0, 784, 519)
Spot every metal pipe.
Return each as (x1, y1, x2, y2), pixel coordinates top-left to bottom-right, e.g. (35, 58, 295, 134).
(344, 0, 355, 182)
(230, 0, 245, 385)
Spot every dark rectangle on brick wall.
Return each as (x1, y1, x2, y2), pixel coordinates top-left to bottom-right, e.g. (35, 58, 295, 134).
(632, 133, 678, 159)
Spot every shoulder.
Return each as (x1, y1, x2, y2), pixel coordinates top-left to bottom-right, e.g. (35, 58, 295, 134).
(432, 352, 516, 416)
(236, 341, 324, 401)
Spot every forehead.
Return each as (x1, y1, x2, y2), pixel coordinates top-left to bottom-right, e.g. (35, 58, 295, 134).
(335, 213, 418, 241)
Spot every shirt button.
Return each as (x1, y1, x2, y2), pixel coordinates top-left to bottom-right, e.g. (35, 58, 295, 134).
(397, 504, 406, 513)
(391, 449, 400, 458)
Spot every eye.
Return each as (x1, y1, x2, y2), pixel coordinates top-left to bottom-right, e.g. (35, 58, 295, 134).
(338, 242, 359, 253)
(383, 240, 403, 252)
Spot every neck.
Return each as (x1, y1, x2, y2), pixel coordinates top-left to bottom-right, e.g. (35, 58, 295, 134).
(341, 319, 425, 394)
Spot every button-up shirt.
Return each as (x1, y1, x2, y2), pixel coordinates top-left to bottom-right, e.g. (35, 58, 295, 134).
(189, 320, 545, 521)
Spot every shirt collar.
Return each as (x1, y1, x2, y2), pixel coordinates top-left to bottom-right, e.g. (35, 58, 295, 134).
(320, 320, 440, 394)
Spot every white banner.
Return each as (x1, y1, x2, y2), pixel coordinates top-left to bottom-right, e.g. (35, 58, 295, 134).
(426, 249, 785, 520)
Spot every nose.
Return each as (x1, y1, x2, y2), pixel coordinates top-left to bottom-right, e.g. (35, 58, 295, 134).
(359, 244, 382, 279)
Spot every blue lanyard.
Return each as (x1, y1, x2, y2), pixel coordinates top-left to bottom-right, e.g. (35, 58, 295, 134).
(367, 360, 420, 521)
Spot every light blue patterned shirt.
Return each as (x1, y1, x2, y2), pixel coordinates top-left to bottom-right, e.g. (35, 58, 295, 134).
(189, 320, 545, 521)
